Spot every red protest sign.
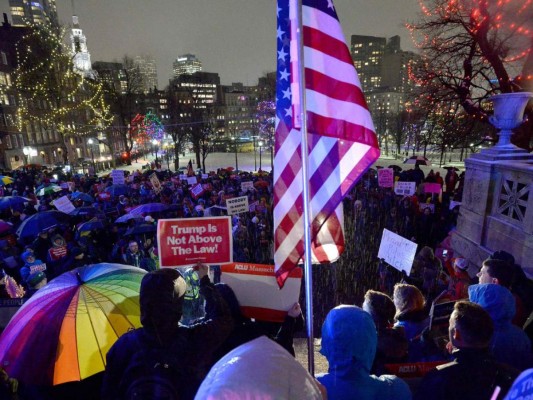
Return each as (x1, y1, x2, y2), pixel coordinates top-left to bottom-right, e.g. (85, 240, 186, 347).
(157, 217, 232, 267)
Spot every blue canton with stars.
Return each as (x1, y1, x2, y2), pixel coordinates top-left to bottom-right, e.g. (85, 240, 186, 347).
(276, 0, 292, 128)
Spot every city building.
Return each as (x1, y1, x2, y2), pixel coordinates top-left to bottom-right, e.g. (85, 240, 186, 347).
(70, 15, 95, 78)
(134, 55, 158, 94)
(350, 34, 420, 146)
(173, 54, 202, 79)
(8, 0, 58, 27)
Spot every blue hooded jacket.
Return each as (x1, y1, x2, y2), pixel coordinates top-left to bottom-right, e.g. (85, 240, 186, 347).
(468, 284, 532, 370)
(316, 305, 412, 400)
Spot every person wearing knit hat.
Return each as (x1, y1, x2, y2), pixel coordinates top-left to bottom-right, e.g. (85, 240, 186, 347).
(446, 258, 471, 300)
(19, 251, 47, 296)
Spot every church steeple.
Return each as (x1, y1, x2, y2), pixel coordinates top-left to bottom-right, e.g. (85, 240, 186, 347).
(70, 3, 94, 78)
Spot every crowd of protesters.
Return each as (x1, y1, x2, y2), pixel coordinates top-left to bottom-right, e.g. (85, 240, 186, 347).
(0, 161, 531, 399)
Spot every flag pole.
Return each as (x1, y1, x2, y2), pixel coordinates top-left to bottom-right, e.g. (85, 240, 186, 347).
(294, 0, 315, 375)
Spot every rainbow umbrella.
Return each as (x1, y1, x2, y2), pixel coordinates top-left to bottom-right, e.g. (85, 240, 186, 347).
(0, 263, 145, 386)
(0, 175, 14, 186)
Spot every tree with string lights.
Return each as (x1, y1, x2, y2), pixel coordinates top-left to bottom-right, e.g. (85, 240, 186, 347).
(408, 0, 533, 150)
(14, 23, 112, 163)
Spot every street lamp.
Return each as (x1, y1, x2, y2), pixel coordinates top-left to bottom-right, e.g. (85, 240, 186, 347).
(152, 139, 159, 167)
(87, 138, 96, 173)
(258, 141, 263, 171)
(22, 146, 37, 165)
(231, 136, 239, 172)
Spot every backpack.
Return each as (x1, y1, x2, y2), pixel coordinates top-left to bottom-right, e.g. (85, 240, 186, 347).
(123, 335, 183, 400)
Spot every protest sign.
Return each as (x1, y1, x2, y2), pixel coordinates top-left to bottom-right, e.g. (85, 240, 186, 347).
(220, 263, 303, 322)
(394, 181, 416, 196)
(149, 173, 162, 193)
(226, 196, 249, 215)
(378, 168, 394, 188)
(419, 203, 435, 213)
(241, 181, 254, 193)
(53, 195, 75, 214)
(424, 182, 442, 194)
(110, 170, 125, 185)
(377, 228, 417, 274)
(190, 183, 206, 199)
(201, 173, 208, 180)
(158, 217, 232, 267)
(187, 176, 198, 185)
(179, 174, 187, 181)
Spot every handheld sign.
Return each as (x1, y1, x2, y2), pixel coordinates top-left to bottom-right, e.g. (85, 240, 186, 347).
(221, 263, 303, 322)
(377, 229, 417, 274)
(111, 170, 125, 185)
(394, 182, 416, 196)
(53, 195, 75, 214)
(241, 181, 254, 193)
(424, 183, 442, 194)
(158, 217, 232, 267)
(419, 203, 435, 213)
(226, 196, 249, 215)
(378, 168, 394, 188)
(149, 173, 162, 194)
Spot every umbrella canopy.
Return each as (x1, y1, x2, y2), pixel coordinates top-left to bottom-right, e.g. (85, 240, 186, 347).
(104, 184, 130, 197)
(77, 219, 105, 232)
(69, 206, 103, 218)
(16, 210, 70, 240)
(388, 165, 403, 172)
(0, 175, 14, 186)
(36, 185, 62, 197)
(71, 192, 94, 203)
(0, 196, 30, 211)
(404, 156, 432, 166)
(129, 202, 168, 215)
(115, 213, 144, 224)
(443, 166, 460, 171)
(0, 220, 14, 235)
(0, 263, 145, 386)
(124, 223, 156, 237)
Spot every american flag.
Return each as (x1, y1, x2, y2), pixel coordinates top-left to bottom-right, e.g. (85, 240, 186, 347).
(273, 0, 380, 287)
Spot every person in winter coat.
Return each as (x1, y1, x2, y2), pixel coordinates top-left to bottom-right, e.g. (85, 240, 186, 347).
(362, 290, 409, 374)
(19, 251, 47, 296)
(410, 246, 443, 301)
(101, 265, 233, 400)
(414, 301, 519, 400)
(195, 336, 325, 400)
(393, 283, 429, 340)
(468, 283, 532, 371)
(316, 305, 412, 400)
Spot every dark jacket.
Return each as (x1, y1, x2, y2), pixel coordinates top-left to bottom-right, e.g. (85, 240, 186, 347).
(101, 276, 233, 400)
(414, 348, 519, 400)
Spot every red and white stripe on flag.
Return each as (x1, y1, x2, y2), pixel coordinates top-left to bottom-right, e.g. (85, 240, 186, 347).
(273, 0, 380, 287)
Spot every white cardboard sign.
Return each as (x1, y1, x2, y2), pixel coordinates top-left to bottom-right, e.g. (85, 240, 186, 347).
(394, 181, 416, 196)
(377, 228, 417, 274)
(226, 196, 249, 215)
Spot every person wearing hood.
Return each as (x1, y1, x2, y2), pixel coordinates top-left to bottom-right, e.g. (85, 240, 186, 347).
(393, 283, 429, 340)
(316, 305, 411, 400)
(101, 265, 233, 400)
(468, 283, 532, 371)
(47, 234, 68, 278)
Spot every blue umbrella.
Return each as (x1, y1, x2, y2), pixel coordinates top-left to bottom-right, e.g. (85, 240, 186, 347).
(0, 196, 30, 211)
(115, 213, 144, 224)
(77, 219, 105, 232)
(104, 184, 130, 197)
(16, 211, 71, 240)
(71, 192, 94, 203)
(124, 223, 156, 237)
(129, 203, 168, 215)
(69, 206, 103, 218)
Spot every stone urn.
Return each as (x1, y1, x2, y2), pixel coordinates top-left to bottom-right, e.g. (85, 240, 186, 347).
(489, 92, 533, 149)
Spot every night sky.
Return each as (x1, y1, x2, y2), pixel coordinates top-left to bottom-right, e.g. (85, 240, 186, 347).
(0, 0, 421, 87)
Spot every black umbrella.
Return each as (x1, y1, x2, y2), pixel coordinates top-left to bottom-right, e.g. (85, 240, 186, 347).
(124, 223, 156, 237)
(388, 165, 403, 172)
